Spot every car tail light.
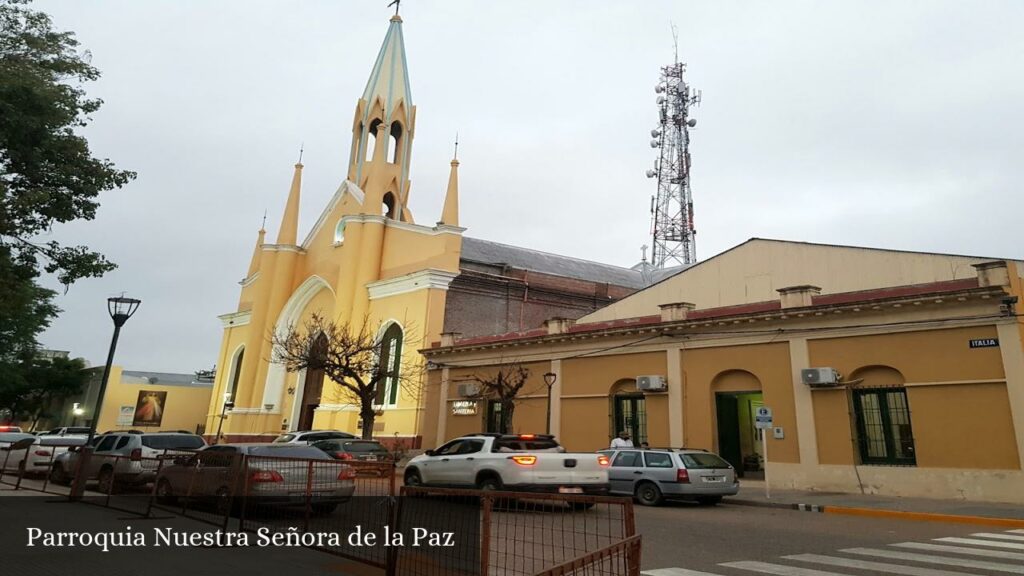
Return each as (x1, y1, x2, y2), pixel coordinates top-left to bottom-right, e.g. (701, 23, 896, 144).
(34, 450, 51, 457)
(676, 468, 690, 483)
(250, 470, 284, 483)
(335, 452, 353, 460)
(338, 467, 356, 480)
(510, 455, 537, 466)
(129, 448, 142, 462)
(519, 434, 536, 439)
(597, 455, 610, 467)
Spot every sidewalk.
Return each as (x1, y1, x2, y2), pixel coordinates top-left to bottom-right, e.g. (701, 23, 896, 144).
(726, 480, 1024, 526)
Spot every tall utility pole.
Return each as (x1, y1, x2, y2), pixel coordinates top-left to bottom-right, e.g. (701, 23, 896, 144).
(646, 26, 700, 268)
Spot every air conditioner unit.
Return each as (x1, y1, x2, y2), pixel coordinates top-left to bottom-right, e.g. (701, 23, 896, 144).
(637, 375, 667, 392)
(801, 368, 841, 387)
(457, 383, 480, 397)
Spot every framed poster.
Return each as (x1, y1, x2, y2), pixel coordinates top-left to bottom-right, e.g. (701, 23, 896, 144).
(132, 390, 167, 427)
(117, 406, 135, 426)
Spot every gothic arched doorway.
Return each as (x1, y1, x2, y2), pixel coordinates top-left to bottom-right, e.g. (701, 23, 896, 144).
(297, 334, 328, 430)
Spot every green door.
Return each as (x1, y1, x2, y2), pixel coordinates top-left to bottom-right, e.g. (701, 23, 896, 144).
(612, 395, 647, 446)
(716, 394, 743, 476)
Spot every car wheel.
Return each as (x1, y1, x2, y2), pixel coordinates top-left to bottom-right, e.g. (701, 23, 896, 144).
(98, 467, 117, 494)
(156, 479, 177, 504)
(477, 475, 503, 492)
(312, 503, 338, 516)
(696, 495, 722, 506)
(50, 464, 69, 486)
(634, 481, 663, 506)
(404, 468, 422, 487)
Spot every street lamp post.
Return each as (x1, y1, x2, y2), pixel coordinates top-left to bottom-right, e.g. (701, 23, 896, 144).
(543, 372, 557, 435)
(86, 296, 141, 446)
(215, 394, 234, 444)
(72, 296, 140, 500)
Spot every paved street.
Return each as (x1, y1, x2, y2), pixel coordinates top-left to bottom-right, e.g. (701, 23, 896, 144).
(638, 501, 1024, 574)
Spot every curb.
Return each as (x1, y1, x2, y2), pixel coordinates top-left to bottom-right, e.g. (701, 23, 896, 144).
(726, 498, 1024, 528)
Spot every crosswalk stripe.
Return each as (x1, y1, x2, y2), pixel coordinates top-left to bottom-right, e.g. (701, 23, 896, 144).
(843, 547, 1024, 574)
(936, 537, 1024, 550)
(1009, 530, 1024, 535)
(785, 553, 976, 576)
(893, 542, 1024, 562)
(971, 532, 1024, 542)
(643, 565, 724, 569)
(721, 561, 852, 576)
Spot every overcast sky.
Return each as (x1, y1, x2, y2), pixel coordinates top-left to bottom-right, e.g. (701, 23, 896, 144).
(33, 0, 1024, 373)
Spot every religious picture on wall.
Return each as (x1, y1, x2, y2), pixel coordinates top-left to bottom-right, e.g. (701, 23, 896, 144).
(132, 390, 167, 427)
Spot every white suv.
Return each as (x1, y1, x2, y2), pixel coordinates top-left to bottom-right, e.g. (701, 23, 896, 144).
(50, 431, 206, 491)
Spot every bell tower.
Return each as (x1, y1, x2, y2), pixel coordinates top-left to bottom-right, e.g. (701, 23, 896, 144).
(346, 13, 416, 223)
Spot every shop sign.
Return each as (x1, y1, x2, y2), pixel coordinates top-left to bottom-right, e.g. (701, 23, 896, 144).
(969, 338, 999, 349)
(452, 400, 477, 416)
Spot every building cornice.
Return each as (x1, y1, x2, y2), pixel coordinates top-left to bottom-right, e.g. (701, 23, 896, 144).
(262, 244, 304, 254)
(423, 285, 1007, 357)
(238, 272, 260, 287)
(218, 310, 252, 328)
(368, 268, 459, 300)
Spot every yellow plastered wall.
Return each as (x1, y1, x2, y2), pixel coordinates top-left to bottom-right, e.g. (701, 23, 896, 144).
(561, 352, 665, 396)
(97, 367, 213, 433)
(808, 326, 1016, 469)
(909, 383, 1019, 469)
(681, 342, 799, 463)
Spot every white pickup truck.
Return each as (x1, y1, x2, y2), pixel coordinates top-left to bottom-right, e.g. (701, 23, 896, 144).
(404, 433, 610, 495)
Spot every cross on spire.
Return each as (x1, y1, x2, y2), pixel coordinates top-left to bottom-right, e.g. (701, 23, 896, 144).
(454, 132, 459, 160)
(388, 0, 401, 16)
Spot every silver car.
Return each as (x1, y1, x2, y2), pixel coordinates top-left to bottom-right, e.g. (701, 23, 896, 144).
(272, 430, 357, 444)
(50, 431, 206, 491)
(154, 443, 356, 515)
(599, 448, 739, 506)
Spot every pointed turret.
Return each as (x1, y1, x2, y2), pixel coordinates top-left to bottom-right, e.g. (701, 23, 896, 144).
(276, 163, 303, 245)
(439, 158, 459, 227)
(246, 228, 266, 277)
(347, 14, 416, 220)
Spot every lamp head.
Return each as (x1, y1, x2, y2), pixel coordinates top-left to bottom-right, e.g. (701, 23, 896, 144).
(107, 296, 142, 327)
(543, 372, 557, 387)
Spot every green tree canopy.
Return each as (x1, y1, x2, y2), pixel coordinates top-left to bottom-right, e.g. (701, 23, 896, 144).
(0, 0, 133, 366)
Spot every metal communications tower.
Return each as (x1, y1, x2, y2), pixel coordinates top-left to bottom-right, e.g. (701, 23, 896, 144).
(646, 31, 700, 268)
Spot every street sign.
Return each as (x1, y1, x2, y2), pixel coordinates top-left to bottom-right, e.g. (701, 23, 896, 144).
(969, 338, 999, 349)
(755, 406, 773, 430)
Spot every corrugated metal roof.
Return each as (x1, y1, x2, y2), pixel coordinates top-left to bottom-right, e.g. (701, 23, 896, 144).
(121, 371, 213, 388)
(460, 237, 650, 289)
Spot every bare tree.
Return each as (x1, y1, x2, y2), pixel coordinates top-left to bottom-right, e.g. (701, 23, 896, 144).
(271, 313, 419, 440)
(472, 363, 530, 434)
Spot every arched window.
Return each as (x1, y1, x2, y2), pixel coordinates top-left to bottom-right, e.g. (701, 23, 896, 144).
(382, 192, 396, 219)
(335, 220, 346, 244)
(226, 347, 244, 402)
(388, 122, 402, 163)
(366, 118, 383, 162)
(375, 323, 403, 406)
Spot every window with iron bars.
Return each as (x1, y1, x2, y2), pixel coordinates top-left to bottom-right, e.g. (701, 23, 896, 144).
(852, 387, 916, 466)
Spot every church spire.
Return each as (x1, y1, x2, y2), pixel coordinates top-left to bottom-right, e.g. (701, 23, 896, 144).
(246, 227, 266, 277)
(276, 162, 303, 245)
(347, 13, 416, 218)
(440, 157, 459, 227)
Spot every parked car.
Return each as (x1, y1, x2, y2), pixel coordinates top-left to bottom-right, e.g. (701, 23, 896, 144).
(39, 427, 91, 436)
(0, 432, 38, 472)
(312, 438, 392, 462)
(272, 430, 356, 444)
(49, 431, 206, 491)
(405, 433, 610, 496)
(154, 443, 356, 515)
(1, 436, 87, 475)
(597, 447, 739, 506)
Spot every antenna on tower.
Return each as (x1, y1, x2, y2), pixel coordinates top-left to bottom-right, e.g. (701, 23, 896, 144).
(645, 24, 699, 269)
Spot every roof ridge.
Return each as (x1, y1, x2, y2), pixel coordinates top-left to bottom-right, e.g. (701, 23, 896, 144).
(463, 236, 638, 273)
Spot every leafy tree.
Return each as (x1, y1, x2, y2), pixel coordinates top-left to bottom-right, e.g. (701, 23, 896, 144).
(271, 314, 420, 440)
(0, 354, 87, 428)
(0, 0, 133, 373)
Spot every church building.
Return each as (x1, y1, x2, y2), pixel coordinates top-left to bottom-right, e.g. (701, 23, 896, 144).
(206, 13, 650, 444)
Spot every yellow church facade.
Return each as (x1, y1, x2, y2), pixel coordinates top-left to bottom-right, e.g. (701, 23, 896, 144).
(206, 15, 464, 444)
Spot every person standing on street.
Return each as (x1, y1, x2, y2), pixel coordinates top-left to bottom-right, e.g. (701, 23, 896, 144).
(610, 430, 633, 448)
